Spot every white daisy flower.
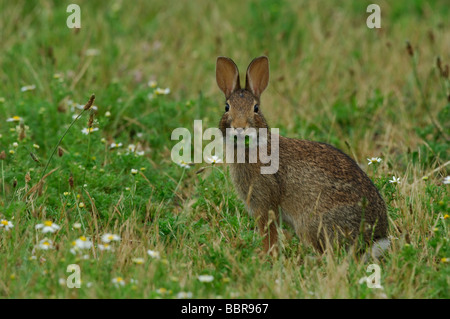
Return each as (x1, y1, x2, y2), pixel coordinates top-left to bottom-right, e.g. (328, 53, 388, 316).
(112, 277, 125, 287)
(98, 244, 113, 251)
(206, 155, 222, 164)
(81, 127, 99, 135)
(367, 157, 382, 165)
(110, 142, 123, 149)
(148, 80, 157, 88)
(0, 219, 14, 231)
(130, 279, 139, 285)
(72, 222, 82, 229)
(101, 233, 120, 243)
(156, 288, 168, 295)
(6, 116, 22, 122)
(154, 87, 170, 95)
(132, 257, 145, 265)
(20, 85, 36, 92)
(73, 103, 85, 110)
(131, 168, 138, 175)
(72, 236, 93, 251)
(147, 249, 160, 259)
(105, 111, 111, 117)
(35, 221, 60, 233)
(443, 176, 450, 185)
(389, 176, 401, 185)
(127, 144, 136, 152)
(177, 160, 190, 169)
(198, 275, 214, 283)
(177, 291, 193, 299)
(37, 238, 54, 250)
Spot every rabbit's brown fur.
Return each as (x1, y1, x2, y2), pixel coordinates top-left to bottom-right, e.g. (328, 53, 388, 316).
(216, 56, 388, 254)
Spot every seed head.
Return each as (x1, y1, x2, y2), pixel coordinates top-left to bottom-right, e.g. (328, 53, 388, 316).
(437, 56, 442, 72)
(19, 121, 26, 141)
(30, 152, 40, 163)
(84, 94, 95, 110)
(69, 174, 74, 188)
(406, 41, 414, 57)
(87, 112, 95, 128)
(196, 167, 206, 174)
(427, 30, 435, 44)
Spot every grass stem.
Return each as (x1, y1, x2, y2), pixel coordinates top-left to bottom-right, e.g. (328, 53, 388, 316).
(40, 109, 86, 182)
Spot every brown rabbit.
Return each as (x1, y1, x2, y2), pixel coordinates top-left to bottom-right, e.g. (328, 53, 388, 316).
(216, 56, 389, 258)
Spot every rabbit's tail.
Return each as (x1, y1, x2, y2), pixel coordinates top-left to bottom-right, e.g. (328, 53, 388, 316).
(364, 237, 390, 262)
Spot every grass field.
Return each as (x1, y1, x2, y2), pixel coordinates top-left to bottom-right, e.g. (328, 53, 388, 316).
(0, 0, 449, 299)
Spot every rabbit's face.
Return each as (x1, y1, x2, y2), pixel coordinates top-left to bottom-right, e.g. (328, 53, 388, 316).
(216, 56, 270, 141)
(219, 89, 268, 138)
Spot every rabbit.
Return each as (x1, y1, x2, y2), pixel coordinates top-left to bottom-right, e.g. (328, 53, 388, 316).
(216, 56, 389, 258)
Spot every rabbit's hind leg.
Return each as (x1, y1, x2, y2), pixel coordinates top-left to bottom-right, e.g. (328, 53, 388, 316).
(254, 208, 280, 255)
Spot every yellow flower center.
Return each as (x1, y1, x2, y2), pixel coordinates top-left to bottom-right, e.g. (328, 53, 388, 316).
(12, 116, 21, 121)
(116, 277, 123, 282)
(80, 236, 87, 241)
(1, 220, 8, 226)
(133, 258, 144, 264)
(44, 221, 53, 227)
(43, 242, 50, 246)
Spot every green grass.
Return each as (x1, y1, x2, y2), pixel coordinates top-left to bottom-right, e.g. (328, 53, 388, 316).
(0, 0, 449, 298)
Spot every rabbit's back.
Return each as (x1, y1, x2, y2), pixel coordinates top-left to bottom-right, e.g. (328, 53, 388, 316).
(278, 137, 387, 248)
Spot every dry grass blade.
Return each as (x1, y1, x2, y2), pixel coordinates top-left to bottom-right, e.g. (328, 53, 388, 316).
(23, 167, 59, 199)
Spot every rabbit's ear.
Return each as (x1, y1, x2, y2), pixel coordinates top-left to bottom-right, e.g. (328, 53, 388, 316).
(216, 57, 241, 98)
(245, 56, 269, 98)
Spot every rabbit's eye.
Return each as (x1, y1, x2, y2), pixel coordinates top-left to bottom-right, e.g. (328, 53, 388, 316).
(254, 104, 259, 113)
(225, 103, 230, 112)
